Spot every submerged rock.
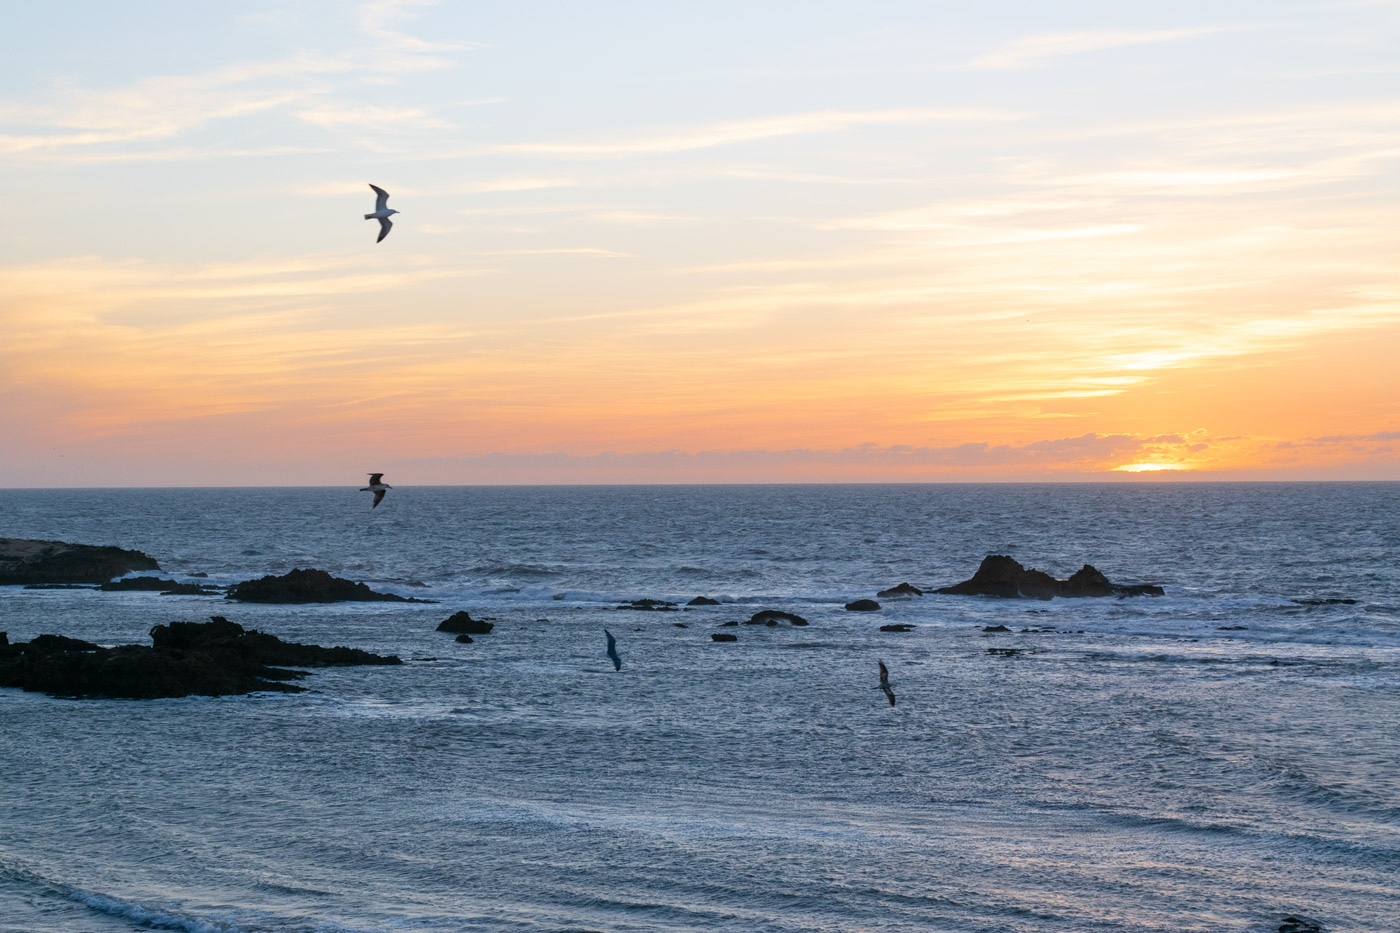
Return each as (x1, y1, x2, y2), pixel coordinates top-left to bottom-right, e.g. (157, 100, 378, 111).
(436, 611, 494, 635)
(876, 582, 923, 599)
(879, 624, 913, 632)
(747, 609, 809, 627)
(687, 596, 720, 606)
(99, 576, 221, 596)
(935, 556, 1163, 600)
(1277, 917, 1322, 933)
(454, 634, 473, 644)
(0, 538, 160, 585)
(982, 624, 1012, 633)
(844, 599, 881, 612)
(711, 632, 738, 642)
(226, 568, 435, 604)
(615, 598, 678, 611)
(0, 616, 400, 699)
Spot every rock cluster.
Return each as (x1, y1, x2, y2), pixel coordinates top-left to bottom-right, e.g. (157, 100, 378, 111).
(99, 576, 221, 596)
(226, 568, 435, 604)
(0, 616, 400, 699)
(0, 538, 160, 585)
(876, 582, 923, 599)
(935, 555, 1163, 599)
(747, 609, 808, 626)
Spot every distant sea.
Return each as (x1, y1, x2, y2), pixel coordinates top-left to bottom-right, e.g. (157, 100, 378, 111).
(2, 484, 1398, 932)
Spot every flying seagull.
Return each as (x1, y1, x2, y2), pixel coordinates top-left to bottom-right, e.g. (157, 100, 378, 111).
(877, 659, 896, 707)
(604, 629, 622, 671)
(365, 184, 398, 243)
(360, 473, 392, 508)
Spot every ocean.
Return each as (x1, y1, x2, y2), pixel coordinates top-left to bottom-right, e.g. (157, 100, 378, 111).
(1, 483, 1397, 932)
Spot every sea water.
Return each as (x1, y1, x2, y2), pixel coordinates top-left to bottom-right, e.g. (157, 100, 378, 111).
(1, 484, 1397, 932)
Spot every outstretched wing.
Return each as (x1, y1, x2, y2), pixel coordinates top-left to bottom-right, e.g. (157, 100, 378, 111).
(369, 184, 390, 212)
(372, 489, 386, 508)
(376, 217, 393, 243)
(367, 473, 384, 484)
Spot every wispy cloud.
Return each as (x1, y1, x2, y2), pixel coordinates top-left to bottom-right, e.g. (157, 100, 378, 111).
(488, 108, 1013, 157)
(970, 26, 1250, 70)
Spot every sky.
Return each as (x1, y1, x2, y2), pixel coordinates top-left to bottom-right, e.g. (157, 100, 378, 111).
(3, 0, 1398, 485)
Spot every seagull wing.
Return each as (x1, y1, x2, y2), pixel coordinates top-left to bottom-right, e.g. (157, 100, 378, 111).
(372, 489, 386, 508)
(370, 184, 390, 212)
(367, 473, 384, 485)
(376, 217, 393, 243)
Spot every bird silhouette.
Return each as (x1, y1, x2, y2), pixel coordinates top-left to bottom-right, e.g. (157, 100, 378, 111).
(878, 659, 896, 706)
(360, 473, 392, 508)
(365, 184, 399, 243)
(604, 629, 622, 671)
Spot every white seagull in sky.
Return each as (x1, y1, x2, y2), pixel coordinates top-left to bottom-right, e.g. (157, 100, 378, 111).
(360, 473, 392, 508)
(365, 184, 398, 243)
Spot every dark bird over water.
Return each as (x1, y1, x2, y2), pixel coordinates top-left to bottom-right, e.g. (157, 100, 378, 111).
(365, 184, 398, 243)
(604, 629, 622, 671)
(878, 659, 896, 706)
(360, 473, 392, 508)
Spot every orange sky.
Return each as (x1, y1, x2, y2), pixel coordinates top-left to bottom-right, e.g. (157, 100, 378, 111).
(3, 2, 1398, 484)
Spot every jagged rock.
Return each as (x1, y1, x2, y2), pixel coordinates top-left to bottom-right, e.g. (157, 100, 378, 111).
(615, 598, 678, 611)
(982, 624, 1011, 633)
(436, 611, 494, 635)
(880, 624, 913, 632)
(876, 582, 923, 599)
(0, 538, 160, 585)
(935, 556, 1163, 599)
(845, 599, 880, 612)
(226, 568, 434, 604)
(687, 596, 720, 606)
(711, 632, 738, 642)
(0, 616, 400, 699)
(747, 609, 809, 626)
(454, 634, 473, 644)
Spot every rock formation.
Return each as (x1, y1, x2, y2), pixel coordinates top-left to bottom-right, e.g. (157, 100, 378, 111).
(226, 568, 434, 604)
(747, 609, 809, 626)
(711, 632, 738, 642)
(844, 599, 880, 612)
(687, 596, 720, 606)
(0, 616, 400, 699)
(436, 611, 494, 635)
(876, 582, 923, 599)
(0, 538, 160, 585)
(935, 556, 1163, 599)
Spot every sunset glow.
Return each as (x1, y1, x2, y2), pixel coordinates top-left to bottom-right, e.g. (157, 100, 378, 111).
(4, 1, 1398, 485)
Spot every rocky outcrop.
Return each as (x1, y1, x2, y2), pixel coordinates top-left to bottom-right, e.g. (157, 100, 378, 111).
(0, 538, 160, 585)
(454, 634, 473, 644)
(0, 616, 400, 699)
(747, 609, 809, 627)
(711, 632, 738, 642)
(935, 556, 1163, 600)
(876, 582, 923, 599)
(687, 596, 720, 606)
(226, 568, 434, 604)
(99, 576, 222, 596)
(436, 611, 494, 635)
(615, 598, 678, 611)
(844, 599, 880, 612)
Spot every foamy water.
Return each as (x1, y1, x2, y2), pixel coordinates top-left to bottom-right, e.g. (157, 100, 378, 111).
(2, 484, 1397, 931)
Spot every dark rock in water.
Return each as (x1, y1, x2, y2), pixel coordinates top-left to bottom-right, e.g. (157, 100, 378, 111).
(747, 609, 809, 627)
(0, 616, 400, 699)
(673, 622, 688, 628)
(99, 576, 220, 596)
(721, 620, 740, 627)
(879, 624, 913, 632)
(615, 598, 679, 611)
(1277, 917, 1323, 933)
(711, 632, 738, 642)
(436, 611, 494, 635)
(1218, 624, 1248, 631)
(876, 582, 923, 599)
(1292, 597, 1357, 606)
(687, 596, 720, 606)
(987, 647, 1021, 657)
(982, 624, 1011, 633)
(936, 555, 1163, 599)
(454, 634, 473, 644)
(0, 538, 160, 585)
(226, 568, 435, 604)
(844, 599, 881, 612)
(188, 572, 209, 578)
(22, 583, 96, 590)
